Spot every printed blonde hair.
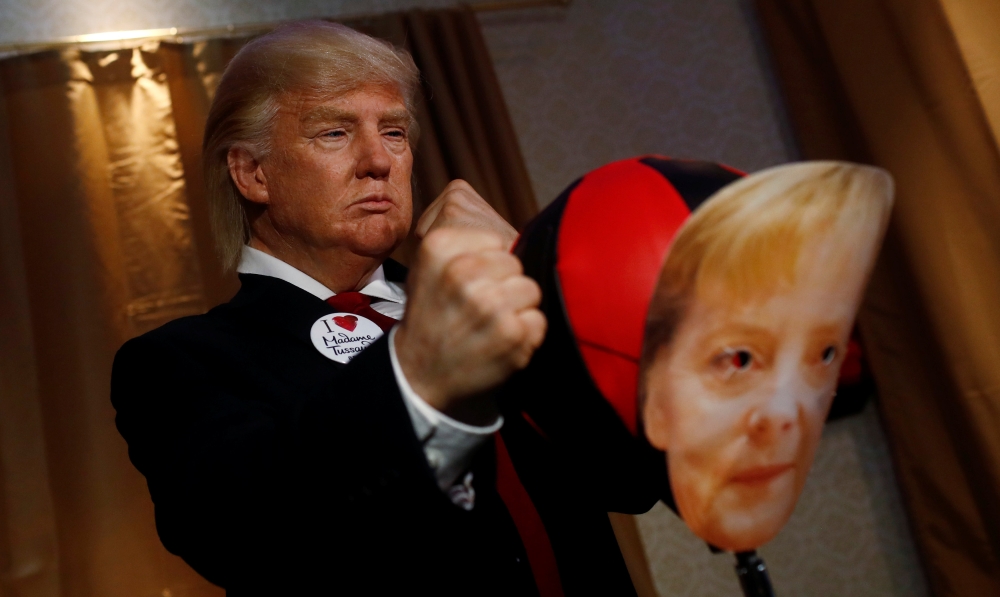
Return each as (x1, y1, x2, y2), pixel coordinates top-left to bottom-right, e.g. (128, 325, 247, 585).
(641, 161, 894, 368)
(202, 20, 421, 270)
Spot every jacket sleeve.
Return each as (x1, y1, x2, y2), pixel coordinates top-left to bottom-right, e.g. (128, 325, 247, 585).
(111, 332, 435, 591)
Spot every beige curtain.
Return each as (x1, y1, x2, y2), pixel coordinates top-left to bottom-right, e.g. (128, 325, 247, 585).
(754, 1, 1000, 595)
(0, 8, 541, 597)
(0, 44, 221, 597)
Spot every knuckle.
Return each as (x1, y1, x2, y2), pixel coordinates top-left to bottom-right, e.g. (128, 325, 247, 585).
(495, 314, 525, 346)
(521, 278, 541, 305)
(441, 200, 468, 220)
(526, 310, 547, 342)
(503, 256, 525, 277)
(501, 276, 533, 303)
(441, 256, 471, 288)
(449, 179, 472, 192)
(510, 345, 533, 370)
(467, 283, 499, 320)
(421, 228, 451, 253)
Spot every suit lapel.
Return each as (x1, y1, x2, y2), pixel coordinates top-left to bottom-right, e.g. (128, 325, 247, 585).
(382, 258, 409, 285)
(229, 260, 408, 365)
(230, 273, 342, 360)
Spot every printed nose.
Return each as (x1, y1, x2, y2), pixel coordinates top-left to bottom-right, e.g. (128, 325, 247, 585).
(747, 406, 795, 441)
(747, 373, 804, 442)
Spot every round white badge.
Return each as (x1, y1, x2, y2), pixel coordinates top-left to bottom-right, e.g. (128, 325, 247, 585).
(310, 313, 384, 364)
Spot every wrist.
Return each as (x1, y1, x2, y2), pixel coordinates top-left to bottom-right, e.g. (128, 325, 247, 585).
(394, 323, 446, 407)
(439, 392, 501, 427)
(393, 325, 500, 427)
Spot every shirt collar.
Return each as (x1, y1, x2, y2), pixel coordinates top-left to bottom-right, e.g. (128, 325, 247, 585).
(237, 245, 404, 303)
(360, 265, 406, 303)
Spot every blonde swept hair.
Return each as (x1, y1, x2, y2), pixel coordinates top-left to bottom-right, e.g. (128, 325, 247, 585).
(202, 20, 421, 271)
(641, 161, 894, 368)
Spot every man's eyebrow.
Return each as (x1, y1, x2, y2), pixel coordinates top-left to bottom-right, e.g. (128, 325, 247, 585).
(300, 106, 357, 127)
(299, 107, 411, 128)
(302, 106, 358, 126)
(380, 109, 412, 126)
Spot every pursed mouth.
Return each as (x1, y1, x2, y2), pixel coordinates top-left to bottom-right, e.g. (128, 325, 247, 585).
(728, 463, 794, 485)
(351, 194, 395, 211)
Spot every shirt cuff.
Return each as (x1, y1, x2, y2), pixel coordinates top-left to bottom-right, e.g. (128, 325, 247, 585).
(387, 326, 503, 492)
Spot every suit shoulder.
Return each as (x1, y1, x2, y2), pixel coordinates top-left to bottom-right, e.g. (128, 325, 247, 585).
(114, 304, 244, 372)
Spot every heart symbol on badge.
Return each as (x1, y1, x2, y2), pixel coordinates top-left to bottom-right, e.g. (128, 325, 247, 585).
(332, 315, 358, 332)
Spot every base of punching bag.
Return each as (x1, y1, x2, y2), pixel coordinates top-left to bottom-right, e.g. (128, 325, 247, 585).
(735, 551, 775, 597)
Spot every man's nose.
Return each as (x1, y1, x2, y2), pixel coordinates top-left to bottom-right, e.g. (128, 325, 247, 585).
(354, 128, 392, 180)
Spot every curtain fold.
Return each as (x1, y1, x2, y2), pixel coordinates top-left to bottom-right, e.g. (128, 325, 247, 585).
(159, 41, 242, 309)
(754, 1, 1000, 595)
(0, 84, 61, 597)
(0, 9, 542, 596)
(0, 46, 220, 597)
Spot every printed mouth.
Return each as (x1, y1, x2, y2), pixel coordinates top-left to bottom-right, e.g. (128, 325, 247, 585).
(729, 463, 794, 485)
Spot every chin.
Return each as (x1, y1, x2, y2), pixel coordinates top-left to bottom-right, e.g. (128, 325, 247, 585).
(713, 497, 796, 551)
(681, 481, 797, 552)
(705, 519, 781, 553)
(349, 218, 409, 257)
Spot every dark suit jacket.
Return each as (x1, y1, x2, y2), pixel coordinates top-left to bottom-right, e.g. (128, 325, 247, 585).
(112, 264, 651, 596)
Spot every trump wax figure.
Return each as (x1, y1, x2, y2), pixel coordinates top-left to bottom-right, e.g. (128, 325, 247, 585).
(111, 21, 651, 597)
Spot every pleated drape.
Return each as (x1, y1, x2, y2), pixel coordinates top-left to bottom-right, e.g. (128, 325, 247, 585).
(159, 40, 245, 309)
(0, 9, 540, 597)
(0, 84, 61, 597)
(0, 45, 220, 597)
(754, 1, 1000, 595)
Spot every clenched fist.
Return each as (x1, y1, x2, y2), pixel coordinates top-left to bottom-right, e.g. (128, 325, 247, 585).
(394, 228, 546, 425)
(415, 180, 519, 251)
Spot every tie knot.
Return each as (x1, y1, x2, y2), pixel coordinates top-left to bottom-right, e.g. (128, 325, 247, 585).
(324, 291, 398, 333)
(325, 291, 371, 314)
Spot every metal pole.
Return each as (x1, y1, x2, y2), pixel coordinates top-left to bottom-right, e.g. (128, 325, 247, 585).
(735, 551, 776, 597)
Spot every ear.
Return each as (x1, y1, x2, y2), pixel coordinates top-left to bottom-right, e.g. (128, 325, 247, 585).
(642, 396, 672, 452)
(641, 368, 673, 451)
(228, 146, 269, 205)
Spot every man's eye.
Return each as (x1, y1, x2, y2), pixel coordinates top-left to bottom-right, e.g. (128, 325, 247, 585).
(384, 129, 405, 139)
(324, 130, 346, 138)
(821, 345, 837, 365)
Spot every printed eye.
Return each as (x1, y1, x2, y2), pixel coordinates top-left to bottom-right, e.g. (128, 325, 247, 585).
(730, 349, 752, 370)
(712, 347, 754, 379)
(821, 345, 837, 365)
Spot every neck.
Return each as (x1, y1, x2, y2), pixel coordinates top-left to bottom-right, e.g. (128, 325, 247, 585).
(247, 236, 384, 294)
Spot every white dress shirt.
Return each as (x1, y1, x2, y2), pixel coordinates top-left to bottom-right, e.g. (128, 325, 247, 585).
(237, 246, 501, 508)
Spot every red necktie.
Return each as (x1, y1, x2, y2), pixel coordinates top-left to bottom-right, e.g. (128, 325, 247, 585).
(331, 290, 563, 595)
(496, 433, 564, 597)
(325, 292, 398, 332)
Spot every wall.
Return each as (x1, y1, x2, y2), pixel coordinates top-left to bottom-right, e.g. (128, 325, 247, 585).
(0, 0, 930, 595)
(481, 0, 794, 205)
(0, 0, 452, 44)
